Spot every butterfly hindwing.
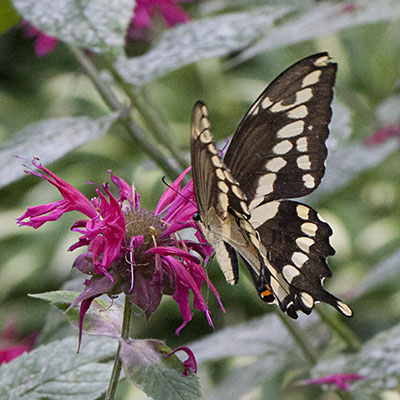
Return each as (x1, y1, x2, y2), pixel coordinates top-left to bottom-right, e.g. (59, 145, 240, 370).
(224, 53, 336, 210)
(251, 200, 351, 317)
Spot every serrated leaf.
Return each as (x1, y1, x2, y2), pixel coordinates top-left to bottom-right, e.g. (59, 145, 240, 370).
(313, 322, 400, 398)
(12, 0, 135, 56)
(30, 290, 80, 308)
(0, 335, 117, 400)
(226, 0, 400, 68)
(115, 6, 291, 87)
(0, 112, 119, 188)
(0, 0, 20, 33)
(31, 290, 123, 339)
(120, 339, 202, 400)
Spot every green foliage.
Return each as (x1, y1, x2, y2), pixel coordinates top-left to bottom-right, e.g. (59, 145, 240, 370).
(0, 336, 117, 399)
(121, 339, 202, 400)
(1, 0, 400, 399)
(0, 113, 119, 187)
(12, 0, 135, 57)
(0, 0, 20, 34)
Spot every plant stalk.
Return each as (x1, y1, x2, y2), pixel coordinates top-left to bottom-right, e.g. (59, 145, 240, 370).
(274, 309, 317, 365)
(106, 62, 188, 171)
(316, 308, 361, 352)
(105, 296, 132, 400)
(67, 44, 182, 180)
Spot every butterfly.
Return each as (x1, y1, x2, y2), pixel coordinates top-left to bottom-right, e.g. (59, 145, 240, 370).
(190, 53, 353, 319)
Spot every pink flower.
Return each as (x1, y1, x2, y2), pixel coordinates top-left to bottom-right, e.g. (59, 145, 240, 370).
(165, 346, 197, 376)
(364, 124, 400, 146)
(0, 322, 36, 365)
(128, 0, 190, 40)
(18, 161, 223, 346)
(20, 20, 58, 57)
(21, 0, 190, 56)
(301, 373, 366, 391)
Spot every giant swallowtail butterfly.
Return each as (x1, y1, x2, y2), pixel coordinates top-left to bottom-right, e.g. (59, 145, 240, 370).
(190, 53, 352, 318)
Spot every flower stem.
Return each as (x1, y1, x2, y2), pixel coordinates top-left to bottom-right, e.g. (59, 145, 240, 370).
(67, 45, 182, 180)
(316, 308, 361, 352)
(274, 309, 317, 365)
(105, 62, 188, 171)
(105, 296, 132, 400)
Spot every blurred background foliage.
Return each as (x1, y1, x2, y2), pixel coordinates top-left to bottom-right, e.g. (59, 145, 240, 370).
(1, 0, 400, 399)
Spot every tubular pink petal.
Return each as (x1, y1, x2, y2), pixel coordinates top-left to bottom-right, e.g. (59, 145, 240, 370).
(164, 346, 197, 376)
(302, 373, 366, 391)
(155, 166, 191, 214)
(146, 246, 199, 263)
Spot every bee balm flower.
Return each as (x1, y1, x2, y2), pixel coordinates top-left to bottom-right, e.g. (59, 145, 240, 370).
(17, 161, 224, 344)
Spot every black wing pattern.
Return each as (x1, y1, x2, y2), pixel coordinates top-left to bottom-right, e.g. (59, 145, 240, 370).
(191, 53, 352, 318)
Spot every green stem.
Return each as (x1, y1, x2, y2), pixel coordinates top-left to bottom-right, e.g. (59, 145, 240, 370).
(316, 308, 361, 352)
(67, 45, 182, 180)
(106, 62, 188, 171)
(274, 309, 317, 365)
(105, 296, 132, 400)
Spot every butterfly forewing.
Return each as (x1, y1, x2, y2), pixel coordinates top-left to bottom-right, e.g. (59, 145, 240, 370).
(190, 102, 264, 285)
(224, 53, 336, 210)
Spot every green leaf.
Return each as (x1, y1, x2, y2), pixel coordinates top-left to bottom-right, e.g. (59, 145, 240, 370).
(0, 112, 119, 188)
(29, 290, 80, 308)
(203, 356, 288, 400)
(0, 335, 117, 400)
(0, 0, 20, 33)
(12, 0, 135, 56)
(188, 314, 312, 399)
(115, 6, 291, 87)
(226, 0, 400, 68)
(313, 322, 400, 398)
(30, 290, 123, 339)
(120, 339, 202, 400)
(189, 313, 305, 363)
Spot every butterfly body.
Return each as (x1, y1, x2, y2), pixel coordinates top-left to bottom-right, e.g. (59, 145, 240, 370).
(190, 53, 353, 318)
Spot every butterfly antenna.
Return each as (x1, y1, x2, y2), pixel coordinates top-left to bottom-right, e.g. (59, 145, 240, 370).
(161, 176, 198, 208)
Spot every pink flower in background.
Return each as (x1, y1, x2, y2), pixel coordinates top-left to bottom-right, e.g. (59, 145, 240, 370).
(17, 160, 222, 346)
(0, 322, 36, 365)
(301, 373, 366, 391)
(131, 0, 190, 30)
(21, 0, 191, 55)
(20, 20, 58, 57)
(364, 124, 400, 146)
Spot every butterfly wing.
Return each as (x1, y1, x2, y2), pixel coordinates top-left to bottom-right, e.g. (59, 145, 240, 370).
(224, 53, 336, 210)
(190, 102, 266, 285)
(222, 53, 352, 318)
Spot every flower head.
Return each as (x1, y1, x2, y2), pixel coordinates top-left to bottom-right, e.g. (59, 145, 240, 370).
(300, 373, 366, 391)
(18, 160, 223, 345)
